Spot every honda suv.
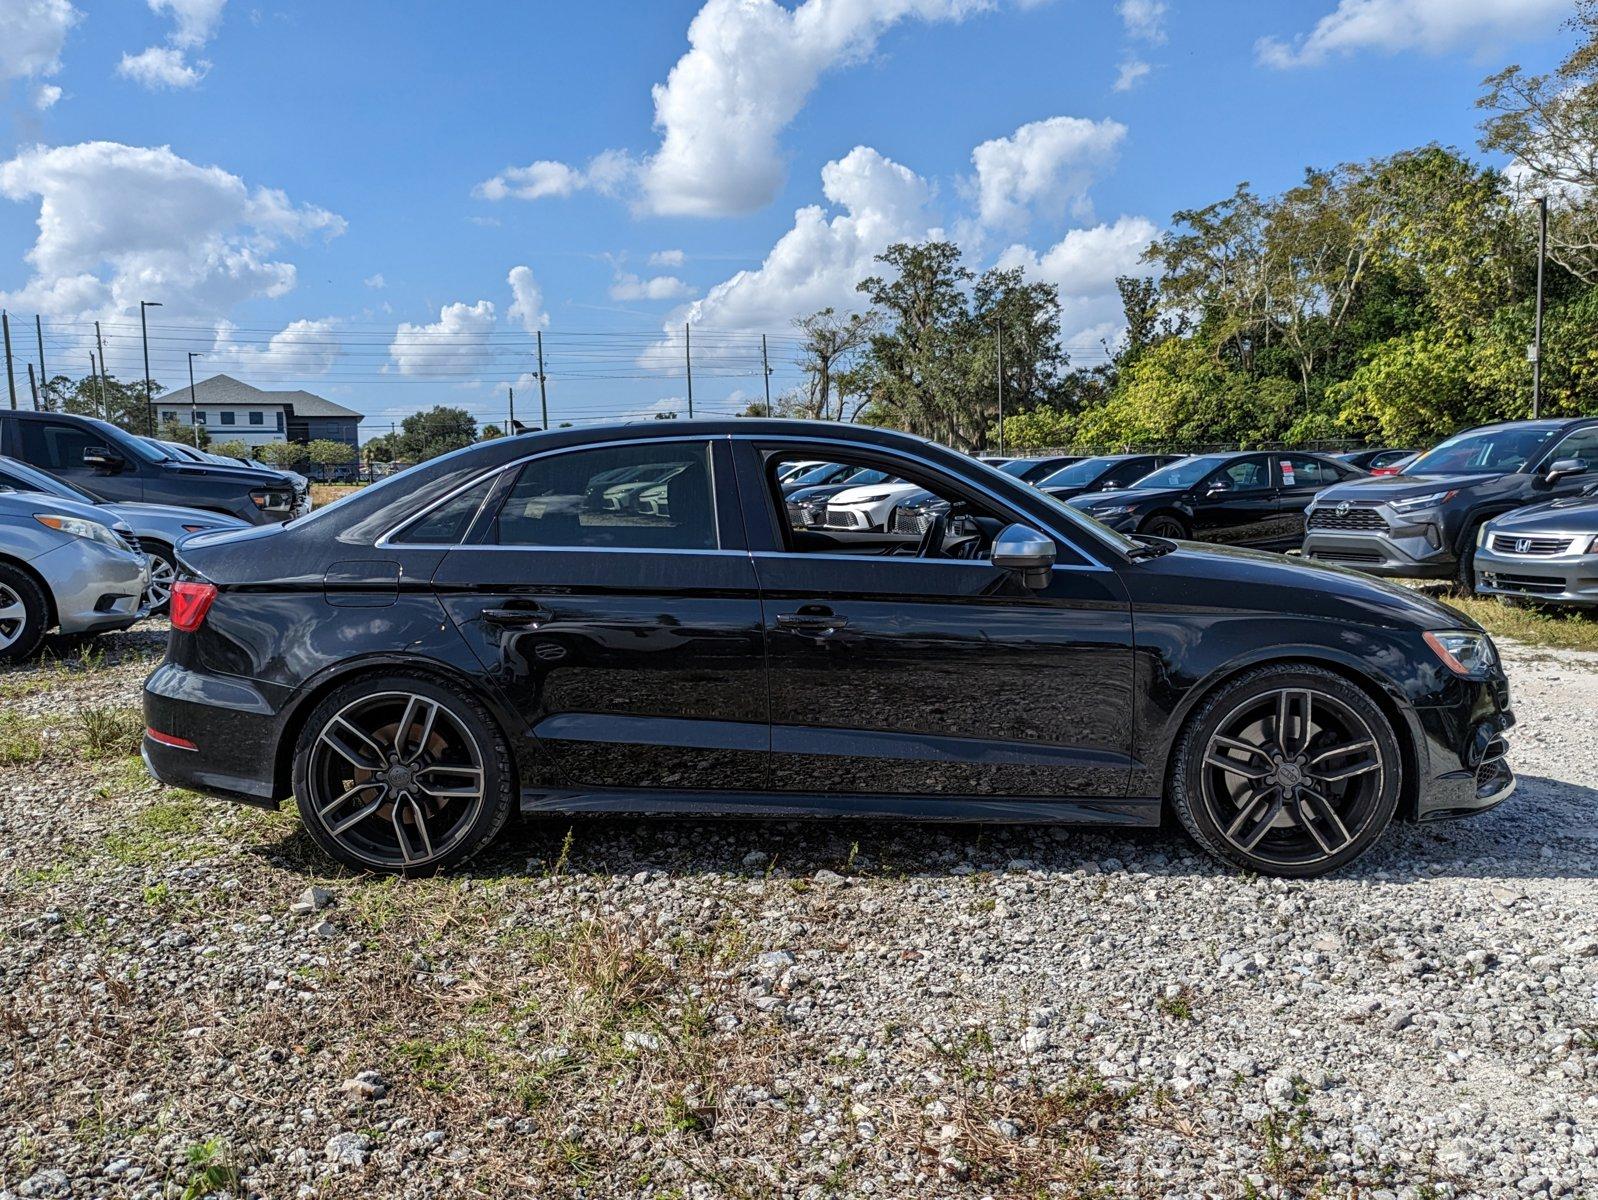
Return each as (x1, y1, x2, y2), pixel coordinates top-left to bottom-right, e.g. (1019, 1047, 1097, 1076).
(1303, 418, 1598, 586)
(0, 411, 299, 526)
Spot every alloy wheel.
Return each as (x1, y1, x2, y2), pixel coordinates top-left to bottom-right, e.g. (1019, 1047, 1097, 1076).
(1199, 687, 1386, 869)
(304, 691, 487, 869)
(0, 582, 26, 652)
(145, 552, 176, 612)
(1144, 516, 1187, 539)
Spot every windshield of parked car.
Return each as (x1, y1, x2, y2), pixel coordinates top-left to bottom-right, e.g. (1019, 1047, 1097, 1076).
(1038, 457, 1119, 487)
(792, 463, 856, 486)
(0, 457, 96, 502)
(995, 459, 1042, 477)
(1406, 426, 1562, 476)
(1124, 455, 1221, 490)
(962, 455, 1140, 556)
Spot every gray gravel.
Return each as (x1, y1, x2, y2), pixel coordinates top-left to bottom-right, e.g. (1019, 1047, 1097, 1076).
(0, 626, 1595, 1198)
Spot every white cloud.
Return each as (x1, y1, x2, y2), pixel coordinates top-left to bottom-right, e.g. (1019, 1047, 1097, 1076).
(1117, 0, 1166, 43)
(1, 0, 80, 83)
(363, 272, 385, 289)
(969, 116, 1126, 230)
(149, 0, 226, 47)
(650, 248, 687, 268)
(0, 141, 345, 323)
(210, 317, 340, 374)
(117, 45, 208, 88)
(507, 264, 549, 332)
(611, 272, 694, 301)
(490, 0, 1009, 218)
(996, 214, 1159, 345)
(1258, 0, 1569, 68)
(390, 300, 497, 377)
(475, 150, 632, 202)
(666, 145, 930, 346)
(1113, 59, 1151, 91)
(33, 83, 62, 109)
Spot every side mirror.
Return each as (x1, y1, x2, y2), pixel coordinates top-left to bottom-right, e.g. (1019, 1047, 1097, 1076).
(82, 445, 125, 473)
(1545, 457, 1587, 484)
(991, 523, 1055, 589)
(1206, 479, 1235, 496)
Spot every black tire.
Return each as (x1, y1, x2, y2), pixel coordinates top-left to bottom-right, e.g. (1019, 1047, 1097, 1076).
(291, 673, 515, 876)
(143, 542, 177, 615)
(1169, 664, 1401, 878)
(1141, 514, 1189, 540)
(0, 563, 50, 663)
(1455, 520, 1485, 593)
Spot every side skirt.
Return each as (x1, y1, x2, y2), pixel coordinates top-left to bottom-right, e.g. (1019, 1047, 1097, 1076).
(518, 789, 1163, 827)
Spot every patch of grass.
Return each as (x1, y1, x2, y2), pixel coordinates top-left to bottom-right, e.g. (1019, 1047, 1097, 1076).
(102, 796, 214, 866)
(0, 711, 49, 766)
(1418, 587, 1598, 652)
(179, 1138, 239, 1200)
(16, 861, 78, 886)
(77, 705, 145, 760)
(1156, 987, 1195, 1022)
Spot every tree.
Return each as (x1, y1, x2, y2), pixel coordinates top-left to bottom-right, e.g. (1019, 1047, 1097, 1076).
(479, 423, 504, 440)
(156, 416, 206, 447)
(969, 266, 1068, 427)
(45, 372, 165, 434)
(211, 439, 250, 459)
(254, 441, 307, 469)
(792, 307, 877, 420)
(390, 406, 478, 463)
(305, 439, 355, 469)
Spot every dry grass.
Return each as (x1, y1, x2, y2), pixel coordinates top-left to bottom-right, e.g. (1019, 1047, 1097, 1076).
(310, 482, 365, 508)
(1438, 590, 1598, 652)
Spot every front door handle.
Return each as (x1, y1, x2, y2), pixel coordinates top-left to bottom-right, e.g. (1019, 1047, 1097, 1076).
(776, 610, 849, 635)
(482, 605, 554, 629)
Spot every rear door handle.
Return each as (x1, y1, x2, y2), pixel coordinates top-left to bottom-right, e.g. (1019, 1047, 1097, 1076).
(776, 611, 849, 634)
(482, 605, 554, 628)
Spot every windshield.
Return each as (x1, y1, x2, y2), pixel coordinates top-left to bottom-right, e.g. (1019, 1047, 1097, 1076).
(963, 454, 1139, 555)
(1406, 426, 1561, 476)
(1038, 457, 1119, 488)
(996, 459, 1042, 477)
(793, 463, 855, 486)
(1127, 454, 1225, 490)
(0, 457, 94, 502)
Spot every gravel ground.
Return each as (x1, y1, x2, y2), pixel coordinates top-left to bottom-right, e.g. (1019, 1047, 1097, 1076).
(1, 625, 1595, 1199)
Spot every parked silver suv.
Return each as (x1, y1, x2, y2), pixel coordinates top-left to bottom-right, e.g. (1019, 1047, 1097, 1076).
(1475, 492, 1598, 607)
(0, 491, 149, 661)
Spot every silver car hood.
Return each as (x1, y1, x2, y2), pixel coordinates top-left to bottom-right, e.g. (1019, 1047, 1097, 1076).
(103, 501, 249, 530)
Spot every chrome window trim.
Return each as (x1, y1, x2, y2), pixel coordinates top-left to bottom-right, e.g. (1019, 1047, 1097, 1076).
(734, 433, 1118, 571)
(373, 434, 724, 551)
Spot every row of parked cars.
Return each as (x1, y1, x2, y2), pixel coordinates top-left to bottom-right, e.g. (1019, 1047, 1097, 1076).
(0, 409, 313, 661)
(780, 415, 1598, 608)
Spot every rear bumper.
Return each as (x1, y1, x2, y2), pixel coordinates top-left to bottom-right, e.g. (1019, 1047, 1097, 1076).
(1475, 547, 1598, 606)
(1302, 528, 1454, 578)
(142, 662, 284, 806)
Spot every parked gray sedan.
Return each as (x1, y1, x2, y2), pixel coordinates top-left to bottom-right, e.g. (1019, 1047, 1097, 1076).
(0, 456, 247, 613)
(1475, 492, 1598, 607)
(0, 490, 148, 661)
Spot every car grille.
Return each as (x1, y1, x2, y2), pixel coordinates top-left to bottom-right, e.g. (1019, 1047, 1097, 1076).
(1307, 548, 1384, 564)
(1308, 507, 1388, 532)
(1481, 572, 1566, 596)
(118, 531, 143, 558)
(1489, 533, 1574, 556)
(890, 506, 933, 535)
(823, 508, 861, 529)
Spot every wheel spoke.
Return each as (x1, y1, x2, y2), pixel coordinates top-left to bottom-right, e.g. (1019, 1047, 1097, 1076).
(319, 716, 387, 772)
(1212, 735, 1273, 763)
(1276, 690, 1313, 757)
(399, 696, 440, 763)
(1293, 786, 1353, 856)
(391, 794, 434, 863)
(1308, 738, 1381, 783)
(1224, 787, 1284, 852)
(414, 764, 483, 800)
(0, 600, 26, 624)
(1204, 751, 1272, 779)
(329, 792, 389, 837)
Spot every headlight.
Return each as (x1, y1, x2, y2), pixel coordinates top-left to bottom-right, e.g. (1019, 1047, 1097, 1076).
(1390, 490, 1457, 514)
(1423, 630, 1498, 678)
(1092, 505, 1137, 516)
(849, 493, 892, 504)
(250, 489, 291, 510)
(34, 513, 126, 550)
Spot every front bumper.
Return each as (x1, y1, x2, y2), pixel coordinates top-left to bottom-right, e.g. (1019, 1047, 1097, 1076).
(1302, 516, 1454, 578)
(1410, 673, 1516, 822)
(33, 539, 150, 634)
(1475, 544, 1598, 606)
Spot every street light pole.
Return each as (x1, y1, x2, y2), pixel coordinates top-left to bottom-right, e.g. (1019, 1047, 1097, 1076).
(994, 321, 1006, 456)
(187, 352, 202, 446)
(141, 301, 162, 435)
(1533, 196, 1547, 420)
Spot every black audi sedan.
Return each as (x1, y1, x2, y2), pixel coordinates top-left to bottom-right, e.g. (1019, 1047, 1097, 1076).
(1069, 450, 1365, 548)
(143, 421, 1513, 879)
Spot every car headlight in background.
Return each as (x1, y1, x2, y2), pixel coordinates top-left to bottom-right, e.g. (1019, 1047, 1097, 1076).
(1091, 505, 1137, 516)
(34, 513, 126, 551)
(1423, 629, 1498, 678)
(849, 493, 893, 504)
(1390, 490, 1457, 514)
(250, 490, 291, 511)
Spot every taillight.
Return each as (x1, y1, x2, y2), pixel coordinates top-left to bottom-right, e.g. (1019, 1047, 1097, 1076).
(169, 581, 217, 632)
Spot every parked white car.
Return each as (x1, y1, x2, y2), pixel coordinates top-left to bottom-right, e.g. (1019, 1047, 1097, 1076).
(822, 480, 927, 532)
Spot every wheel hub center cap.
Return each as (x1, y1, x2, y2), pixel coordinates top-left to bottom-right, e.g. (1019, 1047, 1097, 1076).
(384, 763, 417, 791)
(1274, 762, 1305, 788)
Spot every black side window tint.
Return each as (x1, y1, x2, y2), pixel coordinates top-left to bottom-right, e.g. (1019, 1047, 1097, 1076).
(493, 443, 717, 551)
(394, 475, 496, 545)
(20, 422, 99, 470)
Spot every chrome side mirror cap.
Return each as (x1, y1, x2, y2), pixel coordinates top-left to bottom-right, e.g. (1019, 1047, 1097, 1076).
(1545, 457, 1587, 484)
(992, 523, 1055, 589)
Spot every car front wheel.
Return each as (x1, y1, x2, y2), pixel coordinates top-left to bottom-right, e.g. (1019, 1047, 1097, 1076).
(1169, 664, 1401, 877)
(0, 565, 49, 663)
(1141, 514, 1189, 540)
(144, 544, 176, 614)
(291, 675, 515, 875)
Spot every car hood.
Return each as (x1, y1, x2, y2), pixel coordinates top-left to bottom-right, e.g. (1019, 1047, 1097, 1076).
(1044, 482, 1112, 502)
(831, 481, 922, 506)
(103, 501, 251, 530)
(1163, 540, 1480, 632)
(162, 461, 291, 488)
(1070, 486, 1181, 509)
(1486, 493, 1598, 533)
(0, 489, 131, 530)
(1314, 472, 1507, 504)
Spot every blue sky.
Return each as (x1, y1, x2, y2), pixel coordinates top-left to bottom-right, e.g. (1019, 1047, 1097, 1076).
(0, 0, 1578, 439)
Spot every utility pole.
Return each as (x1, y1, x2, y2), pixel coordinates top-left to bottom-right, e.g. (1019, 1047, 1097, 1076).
(508, 386, 514, 435)
(536, 329, 548, 430)
(1532, 196, 1547, 420)
(187, 351, 203, 446)
(1, 311, 16, 410)
(994, 321, 1006, 456)
(141, 300, 162, 436)
(35, 315, 46, 410)
(761, 334, 772, 415)
(94, 319, 108, 400)
(684, 323, 694, 418)
(27, 363, 39, 409)
(90, 354, 106, 418)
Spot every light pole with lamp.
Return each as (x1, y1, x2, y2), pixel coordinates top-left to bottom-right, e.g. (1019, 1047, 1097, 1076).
(140, 301, 162, 436)
(187, 352, 203, 447)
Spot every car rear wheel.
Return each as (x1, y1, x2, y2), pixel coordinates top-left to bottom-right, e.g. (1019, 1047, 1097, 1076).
(1141, 514, 1189, 540)
(1169, 665, 1400, 877)
(292, 675, 514, 875)
(0, 565, 49, 663)
(143, 543, 176, 614)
